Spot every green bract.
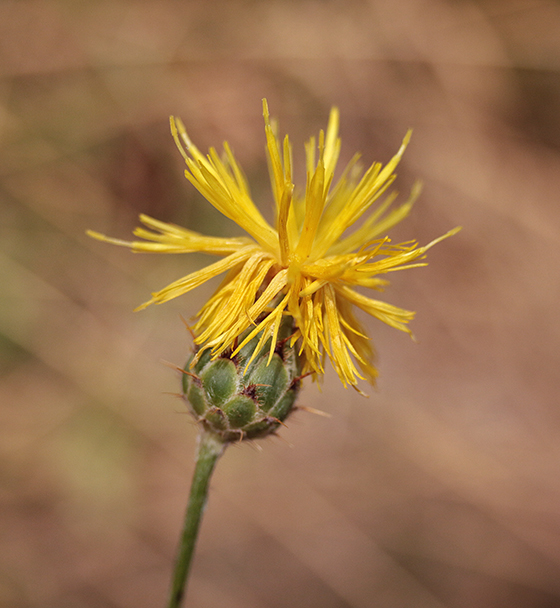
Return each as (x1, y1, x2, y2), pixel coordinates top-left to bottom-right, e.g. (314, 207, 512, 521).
(183, 317, 301, 441)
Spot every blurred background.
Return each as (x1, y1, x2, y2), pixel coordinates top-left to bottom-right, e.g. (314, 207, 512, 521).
(2, 0, 560, 606)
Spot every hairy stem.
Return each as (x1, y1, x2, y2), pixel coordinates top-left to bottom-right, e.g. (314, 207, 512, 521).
(167, 430, 226, 608)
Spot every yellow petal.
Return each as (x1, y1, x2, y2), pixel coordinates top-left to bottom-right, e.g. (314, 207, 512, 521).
(135, 245, 262, 310)
(336, 285, 415, 333)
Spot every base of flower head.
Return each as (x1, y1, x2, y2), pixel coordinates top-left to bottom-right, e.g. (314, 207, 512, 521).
(182, 316, 302, 442)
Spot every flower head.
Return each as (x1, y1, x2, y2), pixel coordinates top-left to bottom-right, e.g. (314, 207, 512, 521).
(88, 100, 459, 389)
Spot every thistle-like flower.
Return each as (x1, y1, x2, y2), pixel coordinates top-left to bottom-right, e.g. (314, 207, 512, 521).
(88, 100, 458, 390)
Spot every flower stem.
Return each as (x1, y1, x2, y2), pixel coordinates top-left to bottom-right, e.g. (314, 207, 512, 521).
(167, 430, 226, 608)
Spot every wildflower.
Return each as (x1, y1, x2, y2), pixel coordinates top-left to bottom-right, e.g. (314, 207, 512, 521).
(88, 100, 459, 389)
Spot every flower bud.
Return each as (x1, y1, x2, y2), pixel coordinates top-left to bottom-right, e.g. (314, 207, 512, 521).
(183, 317, 301, 441)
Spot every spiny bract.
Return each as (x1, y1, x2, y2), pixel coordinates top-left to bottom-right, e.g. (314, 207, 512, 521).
(183, 315, 301, 441)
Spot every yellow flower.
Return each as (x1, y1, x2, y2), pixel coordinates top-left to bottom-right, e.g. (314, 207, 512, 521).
(88, 100, 459, 389)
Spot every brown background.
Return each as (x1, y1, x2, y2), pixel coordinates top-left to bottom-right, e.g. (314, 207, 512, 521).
(2, 1, 560, 607)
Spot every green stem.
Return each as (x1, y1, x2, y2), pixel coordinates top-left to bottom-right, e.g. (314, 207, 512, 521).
(167, 430, 226, 608)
